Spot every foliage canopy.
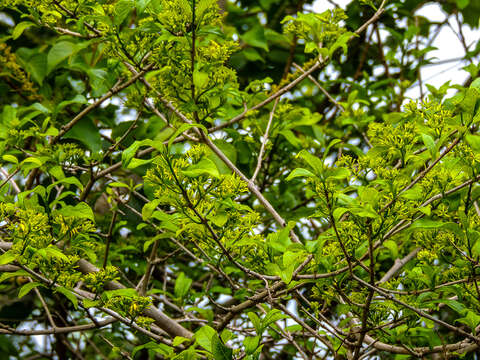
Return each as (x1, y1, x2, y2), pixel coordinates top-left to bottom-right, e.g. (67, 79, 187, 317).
(1, 0, 480, 359)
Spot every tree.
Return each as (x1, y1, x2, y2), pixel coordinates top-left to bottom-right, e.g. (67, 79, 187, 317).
(0, 0, 480, 358)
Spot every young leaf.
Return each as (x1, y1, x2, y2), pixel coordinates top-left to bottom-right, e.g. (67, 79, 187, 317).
(0, 252, 16, 266)
(174, 272, 193, 300)
(18, 282, 41, 298)
(244, 336, 260, 354)
(56, 203, 95, 222)
(2, 154, 18, 164)
(56, 286, 79, 309)
(248, 312, 262, 334)
(195, 325, 216, 352)
(12, 21, 35, 39)
(212, 334, 233, 360)
(47, 41, 78, 74)
(182, 158, 220, 178)
(286, 168, 315, 181)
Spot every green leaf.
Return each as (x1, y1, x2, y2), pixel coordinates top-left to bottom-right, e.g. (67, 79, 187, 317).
(104, 288, 138, 299)
(459, 87, 480, 115)
(152, 210, 178, 232)
(114, 0, 134, 25)
(136, 0, 152, 14)
(122, 138, 164, 169)
(55, 95, 87, 114)
(400, 187, 423, 201)
(64, 118, 102, 153)
(82, 298, 100, 308)
(241, 26, 269, 51)
(248, 312, 262, 333)
(466, 134, 480, 152)
(324, 139, 343, 159)
(2, 104, 16, 124)
(325, 167, 349, 181)
(359, 0, 376, 9)
(244, 336, 260, 354)
(305, 41, 318, 54)
(263, 309, 288, 328)
(43, 246, 69, 261)
(409, 219, 445, 230)
(383, 240, 398, 258)
(212, 334, 233, 360)
(418, 206, 431, 216)
(18, 282, 41, 298)
(122, 141, 142, 169)
(28, 53, 48, 85)
(195, 325, 216, 352)
(15, 48, 48, 85)
(12, 21, 35, 39)
(0, 252, 16, 265)
(332, 207, 348, 221)
(22, 157, 45, 167)
(168, 123, 207, 149)
(209, 213, 228, 227)
(283, 251, 299, 268)
(56, 203, 95, 222)
(47, 41, 78, 73)
(142, 199, 161, 220)
(267, 224, 293, 253)
(44, 127, 59, 137)
(132, 342, 172, 357)
(427, 299, 465, 314)
(0, 270, 29, 283)
(56, 286, 78, 309)
(296, 150, 323, 175)
(182, 158, 220, 178)
(174, 272, 192, 299)
(457, 0, 470, 9)
(127, 157, 154, 169)
(279, 264, 294, 284)
(47, 177, 84, 195)
(464, 63, 479, 78)
(87, 68, 110, 97)
(280, 130, 302, 148)
(421, 133, 436, 158)
(286, 168, 315, 181)
(193, 69, 209, 89)
(471, 77, 480, 90)
(456, 310, 480, 333)
(108, 181, 130, 189)
(350, 205, 378, 219)
(209, 139, 237, 174)
(151, 211, 179, 231)
(243, 47, 264, 62)
(2, 154, 18, 164)
(221, 329, 234, 343)
(329, 32, 354, 56)
(173, 336, 190, 346)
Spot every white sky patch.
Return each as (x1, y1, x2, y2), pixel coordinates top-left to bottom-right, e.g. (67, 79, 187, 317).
(0, 12, 14, 27)
(308, 0, 480, 101)
(308, 0, 351, 12)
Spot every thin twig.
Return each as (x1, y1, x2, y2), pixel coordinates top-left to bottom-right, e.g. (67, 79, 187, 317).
(0, 167, 20, 193)
(251, 98, 280, 182)
(52, 63, 153, 144)
(102, 210, 117, 268)
(138, 238, 159, 296)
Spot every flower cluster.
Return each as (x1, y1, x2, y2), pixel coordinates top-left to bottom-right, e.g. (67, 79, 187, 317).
(83, 266, 120, 294)
(283, 8, 347, 47)
(145, 145, 267, 269)
(0, 44, 40, 100)
(104, 294, 152, 320)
